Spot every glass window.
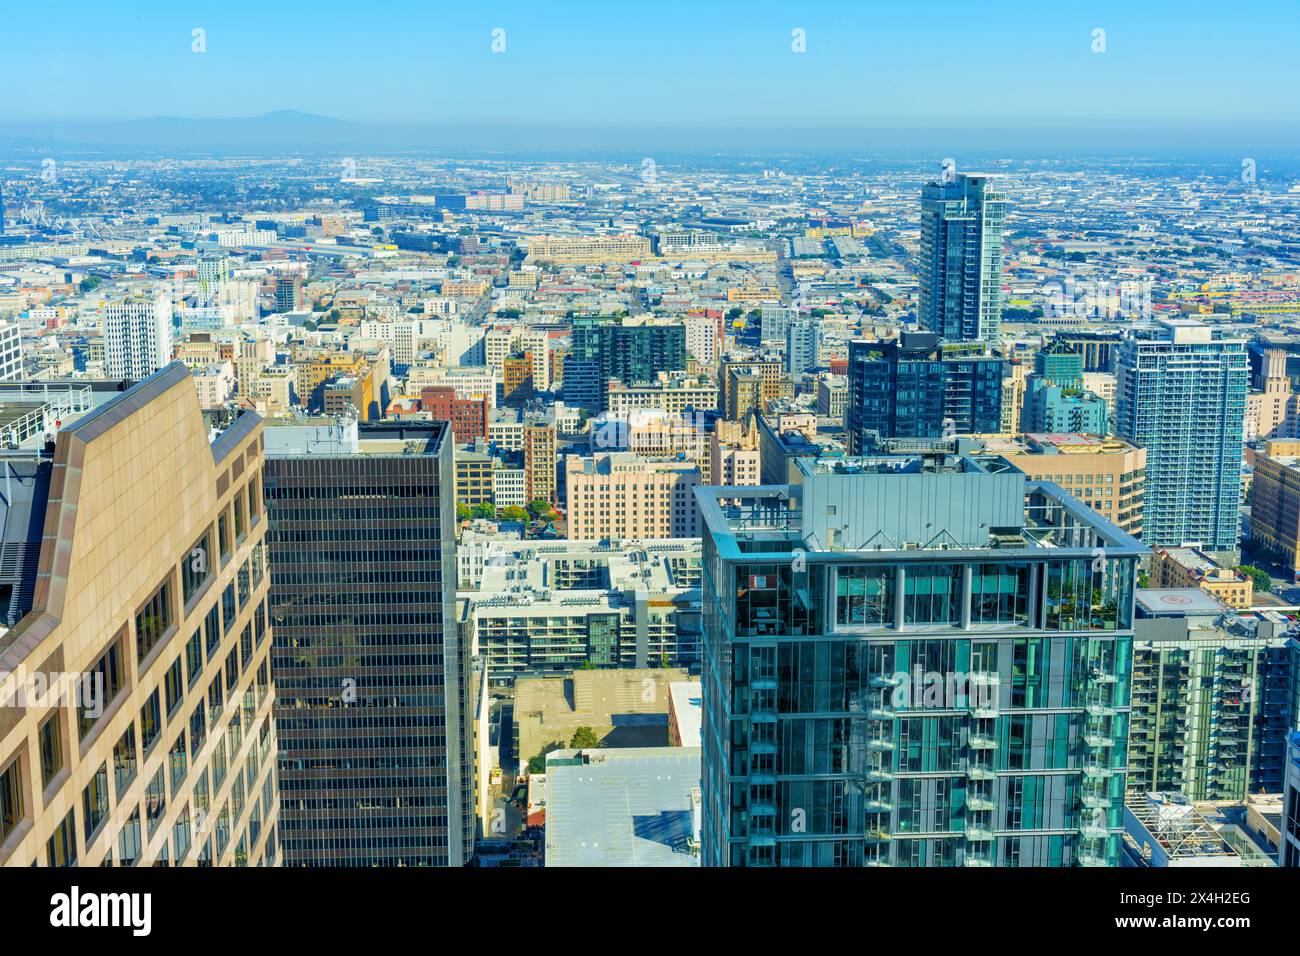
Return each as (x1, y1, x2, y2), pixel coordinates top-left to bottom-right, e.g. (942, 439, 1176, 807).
(182, 528, 213, 606)
(47, 808, 76, 866)
(208, 675, 224, 722)
(79, 636, 127, 741)
(145, 766, 166, 836)
(39, 713, 63, 787)
(164, 657, 184, 717)
(225, 647, 239, 693)
(233, 488, 246, 541)
(211, 737, 227, 791)
(185, 628, 203, 687)
(82, 762, 109, 843)
(168, 731, 187, 792)
(173, 804, 191, 862)
(251, 541, 265, 589)
(215, 804, 230, 857)
(117, 807, 141, 866)
(237, 560, 250, 606)
(247, 476, 261, 521)
(0, 758, 24, 842)
(218, 509, 231, 563)
(222, 583, 237, 634)
(836, 565, 896, 627)
(136, 578, 175, 664)
(902, 565, 964, 627)
(189, 702, 206, 757)
(204, 604, 221, 660)
(139, 689, 162, 754)
(113, 724, 138, 799)
(240, 624, 253, 672)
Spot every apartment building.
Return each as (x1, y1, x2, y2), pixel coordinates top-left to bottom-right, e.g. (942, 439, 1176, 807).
(564, 452, 701, 540)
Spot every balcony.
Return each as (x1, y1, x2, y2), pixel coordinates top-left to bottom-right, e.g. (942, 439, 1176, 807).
(967, 795, 995, 812)
(965, 826, 994, 841)
(1083, 764, 1115, 779)
(869, 707, 897, 721)
(870, 673, 905, 689)
(1081, 822, 1111, 839)
(1086, 704, 1117, 718)
(865, 827, 892, 841)
(967, 767, 996, 781)
(864, 799, 894, 814)
(970, 706, 998, 720)
(963, 855, 994, 867)
(969, 734, 998, 750)
(1082, 793, 1110, 810)
(867, 739, 895, 752)
(1083, 734, 1114, 749)
(866, 768, 895, 783)
(1078, 852, 1109, 867)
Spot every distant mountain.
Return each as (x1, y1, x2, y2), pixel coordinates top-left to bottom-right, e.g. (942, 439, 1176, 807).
(2, 112, 1299, 159)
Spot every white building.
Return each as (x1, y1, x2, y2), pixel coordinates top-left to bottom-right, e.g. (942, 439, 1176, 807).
(0, 320, 23, 381)
(104, 297, 172, 379)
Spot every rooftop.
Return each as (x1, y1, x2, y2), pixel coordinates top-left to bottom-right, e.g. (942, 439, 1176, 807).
(544, 747, 701, 867)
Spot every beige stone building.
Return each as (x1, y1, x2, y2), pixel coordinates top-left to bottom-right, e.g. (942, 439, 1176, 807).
(0, 362, 278, 866)
(513, 667, 692, 768)
(564, 452, 700, 540)
(1150, 546, 1253, 609)
(980, 433, 1146, 538)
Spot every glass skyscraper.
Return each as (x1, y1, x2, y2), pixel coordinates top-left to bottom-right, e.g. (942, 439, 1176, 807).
(562, 316, 687, 411)
(918, 172, 1007, 343)
(263, 419, 473, 866)
(697, 453, 1144, 867)
(1115, 319, 1248, 559)
(846, 333, 1003, 454)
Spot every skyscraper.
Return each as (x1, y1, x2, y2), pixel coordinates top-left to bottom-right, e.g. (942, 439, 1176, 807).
(697, 454, 1143, 867)
(263, 419, 473, 866)
(563, 316, 687, 411)
(274, 274, 303, 313)
(846, 332, 1003, 453)
(1128, 589, 1299, 801)
(0, 362, 279, 866)
(918, 172, 1007, 343)
(1115, 319, 1248, 559)
(104, 297, 173, 380)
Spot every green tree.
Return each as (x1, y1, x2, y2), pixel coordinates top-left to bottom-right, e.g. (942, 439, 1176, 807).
(1238, 565, 1272, 594)
(569, 726, 600, 749)
(499, 505, 529, 523)
(526, 499, 552, 518)
(455, 502, 472, 522)
(472, 502, 497, 521)
(526, 754, 547, 775)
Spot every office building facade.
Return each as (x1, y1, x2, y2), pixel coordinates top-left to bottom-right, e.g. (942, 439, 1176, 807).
(0, 362, 279, 867)
(263, 420, 473, 866)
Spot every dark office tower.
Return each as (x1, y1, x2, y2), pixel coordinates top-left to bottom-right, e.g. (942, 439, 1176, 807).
(562, 316, 687, 411)
(697, 455, 1143, 867)
(846, 332, 1003, 454)
(0, 179, 5, 234)
(918, 172, 1007, 343)
(263, 420, 473, 867)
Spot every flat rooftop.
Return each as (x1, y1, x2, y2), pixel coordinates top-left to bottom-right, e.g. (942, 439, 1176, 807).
(1135, 588, 1232, 617)
(544, 747, 701, 868)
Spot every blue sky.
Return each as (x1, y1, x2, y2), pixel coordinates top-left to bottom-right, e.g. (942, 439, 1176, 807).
(2, 0, 1297, 126)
